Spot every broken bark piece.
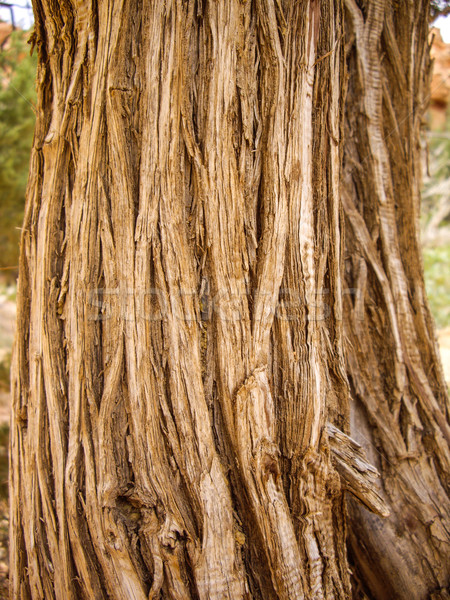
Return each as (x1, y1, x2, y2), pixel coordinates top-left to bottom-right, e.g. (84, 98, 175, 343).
(327, 423, 390, 518)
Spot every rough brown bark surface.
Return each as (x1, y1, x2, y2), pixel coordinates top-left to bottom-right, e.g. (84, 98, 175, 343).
(343, 2, 450, 598)
(9, 1, 449, 599)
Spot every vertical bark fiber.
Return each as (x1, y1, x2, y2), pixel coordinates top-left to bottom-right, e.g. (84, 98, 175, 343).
(9, 1, 450, 599)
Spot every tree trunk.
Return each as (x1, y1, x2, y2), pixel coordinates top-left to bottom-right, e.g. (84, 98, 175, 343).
(342, 2, 450, 598)
(9, 1, 449, 600)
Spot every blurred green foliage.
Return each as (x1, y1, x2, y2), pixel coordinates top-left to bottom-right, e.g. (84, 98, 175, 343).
(421, 109, 450, 330)
(430, 0, 450, 19)
(0, 29, 36, 279)
(423, 244, 450, 329)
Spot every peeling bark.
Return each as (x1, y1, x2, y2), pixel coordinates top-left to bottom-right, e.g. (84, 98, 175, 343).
(343, 1, 450, 598)
(9, 1, 449, 599)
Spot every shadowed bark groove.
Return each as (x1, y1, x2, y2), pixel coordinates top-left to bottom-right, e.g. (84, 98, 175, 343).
(9, 1, 450, 599)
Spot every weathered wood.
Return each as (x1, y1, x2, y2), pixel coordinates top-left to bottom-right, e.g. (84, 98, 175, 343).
(10, 2, 351, 598)
(327, 423, 389, 518)
(9, 1, 449, 599)
(343, 1, 450, 598)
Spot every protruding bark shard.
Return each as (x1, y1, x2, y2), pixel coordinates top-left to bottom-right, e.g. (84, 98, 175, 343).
(327, 423, 390, 517)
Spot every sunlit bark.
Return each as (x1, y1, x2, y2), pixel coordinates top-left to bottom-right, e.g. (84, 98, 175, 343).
(9, 1, 449, 599)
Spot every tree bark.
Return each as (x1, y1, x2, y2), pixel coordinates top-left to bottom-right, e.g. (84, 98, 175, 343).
(9, 1, 449, 599)
(342, 2, 450, 598)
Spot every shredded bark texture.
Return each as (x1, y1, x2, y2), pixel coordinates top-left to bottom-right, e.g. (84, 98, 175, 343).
(343, 1, 450, 598)
(9, 1, 449, 599)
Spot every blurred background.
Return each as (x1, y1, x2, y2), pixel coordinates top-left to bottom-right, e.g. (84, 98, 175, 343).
(0, 5, 35, 594)
(0, 2, 448, 597)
